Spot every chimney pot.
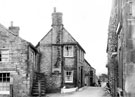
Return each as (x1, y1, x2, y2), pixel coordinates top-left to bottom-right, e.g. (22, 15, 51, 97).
(9, 26, 20, 36)
(52, 8, 63, 26)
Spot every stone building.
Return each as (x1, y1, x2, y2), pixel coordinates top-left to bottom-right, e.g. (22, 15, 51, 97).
(107, 0, 135, 97)
(90, 67, 97, 86)
(83, 59, 97, 86)
(98, 74, 108, 83)
(36, 9, 94, 93)
(0, 23, 39, 97)
(84, 59, 91, 86)
(106, 0, 122, 96)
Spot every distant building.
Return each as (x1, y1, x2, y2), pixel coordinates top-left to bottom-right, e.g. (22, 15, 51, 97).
(84, 59, 91, 86)
(99, 74, 108, 82)
(36, 9, 95, 93)
(90, 67, 97, 86)
(107, 0, 135, 97)
(84, 60, 97, 86)
(0, 23, 39, 97)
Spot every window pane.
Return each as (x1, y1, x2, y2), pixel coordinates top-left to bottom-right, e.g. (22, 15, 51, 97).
(66, 72, 68, 75)
(7, 73, 10, 77)
(7, 78, 10, 82)
(3, 73, 6, 78)
(69, 72, 71, 75)
(3, 78, 6, 82)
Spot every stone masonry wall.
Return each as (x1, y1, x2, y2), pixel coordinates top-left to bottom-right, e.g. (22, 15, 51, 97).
(39, 44, 62, 93)
(0, 25, 35, 97)
(37, 10, 87, 93)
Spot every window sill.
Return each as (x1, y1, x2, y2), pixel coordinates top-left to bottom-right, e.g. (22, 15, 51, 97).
(65, 81, 73, 83)
(0, 91, 10, 94)
(63, 56, 74, 58)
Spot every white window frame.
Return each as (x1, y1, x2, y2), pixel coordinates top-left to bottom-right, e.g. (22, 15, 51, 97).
(64, 71, 73, 83)
(63, 45, 74, 57)
(0, 49, 9, 62)
(0, 72, 10, 94)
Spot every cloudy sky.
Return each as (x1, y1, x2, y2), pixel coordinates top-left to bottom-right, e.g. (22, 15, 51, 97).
(0, 0, 112, 75)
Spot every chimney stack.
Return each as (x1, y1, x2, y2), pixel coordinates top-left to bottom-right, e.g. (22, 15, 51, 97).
(9, 21, 20, 36)
(52, 7, 63, 26)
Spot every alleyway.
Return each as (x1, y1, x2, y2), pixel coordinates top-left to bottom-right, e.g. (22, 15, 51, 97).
(46, 86, 111, 97)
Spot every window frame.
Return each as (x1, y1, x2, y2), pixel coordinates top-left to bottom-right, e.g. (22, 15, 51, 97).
(0, 73, 10, 94)
(0, 73, 10, 83)
(0, 49, 9, 63)
(63, 45, 74, 57)
(64, 70, 73, 83)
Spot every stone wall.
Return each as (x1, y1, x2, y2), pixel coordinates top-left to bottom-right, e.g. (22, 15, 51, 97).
(107, 0, 121, 96)
(107, 0, 135, 97)
(38, 44, 62, 92)
(0, 24, 37, 97)
(123, 1, 135, 96)
(37, 10, 87, 93)
(84, 60, 91, 86)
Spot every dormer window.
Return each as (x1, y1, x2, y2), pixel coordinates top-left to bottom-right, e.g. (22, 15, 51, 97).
(0, 50, 9, 62)
(63, 45, 74, 57)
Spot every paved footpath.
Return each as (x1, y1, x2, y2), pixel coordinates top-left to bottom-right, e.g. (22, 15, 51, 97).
(46, 86, 111, 97)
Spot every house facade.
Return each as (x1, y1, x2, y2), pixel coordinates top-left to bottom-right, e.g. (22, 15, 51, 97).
(107, 0, 135, 97)
(83, 60, 97, 86)
(0, 23, 39, 97)
(36, 9, 94, 93)
(84, 59, 91, 86)
(90, 67, 97, 86)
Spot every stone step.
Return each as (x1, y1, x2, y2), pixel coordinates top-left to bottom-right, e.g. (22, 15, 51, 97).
(32, 83, 46, 86)
(31, 72, 46, 96)
(32, 87, 45, 90)
(31, 92, 46, 96)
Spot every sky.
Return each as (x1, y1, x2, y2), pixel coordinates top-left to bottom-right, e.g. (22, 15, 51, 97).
(0, 0, 112, 75)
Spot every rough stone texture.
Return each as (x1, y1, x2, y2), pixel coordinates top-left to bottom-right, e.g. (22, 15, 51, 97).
(121, 1, 135, 96)
(107, 0, 135, 97)
(36, 10, 92, 93)
(84, 60, 91, 86)
(0, 24, 38, 97)
(107, 0, 121, 96)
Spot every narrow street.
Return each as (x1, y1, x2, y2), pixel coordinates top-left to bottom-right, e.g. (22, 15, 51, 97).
(46, 86, 111, 97)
